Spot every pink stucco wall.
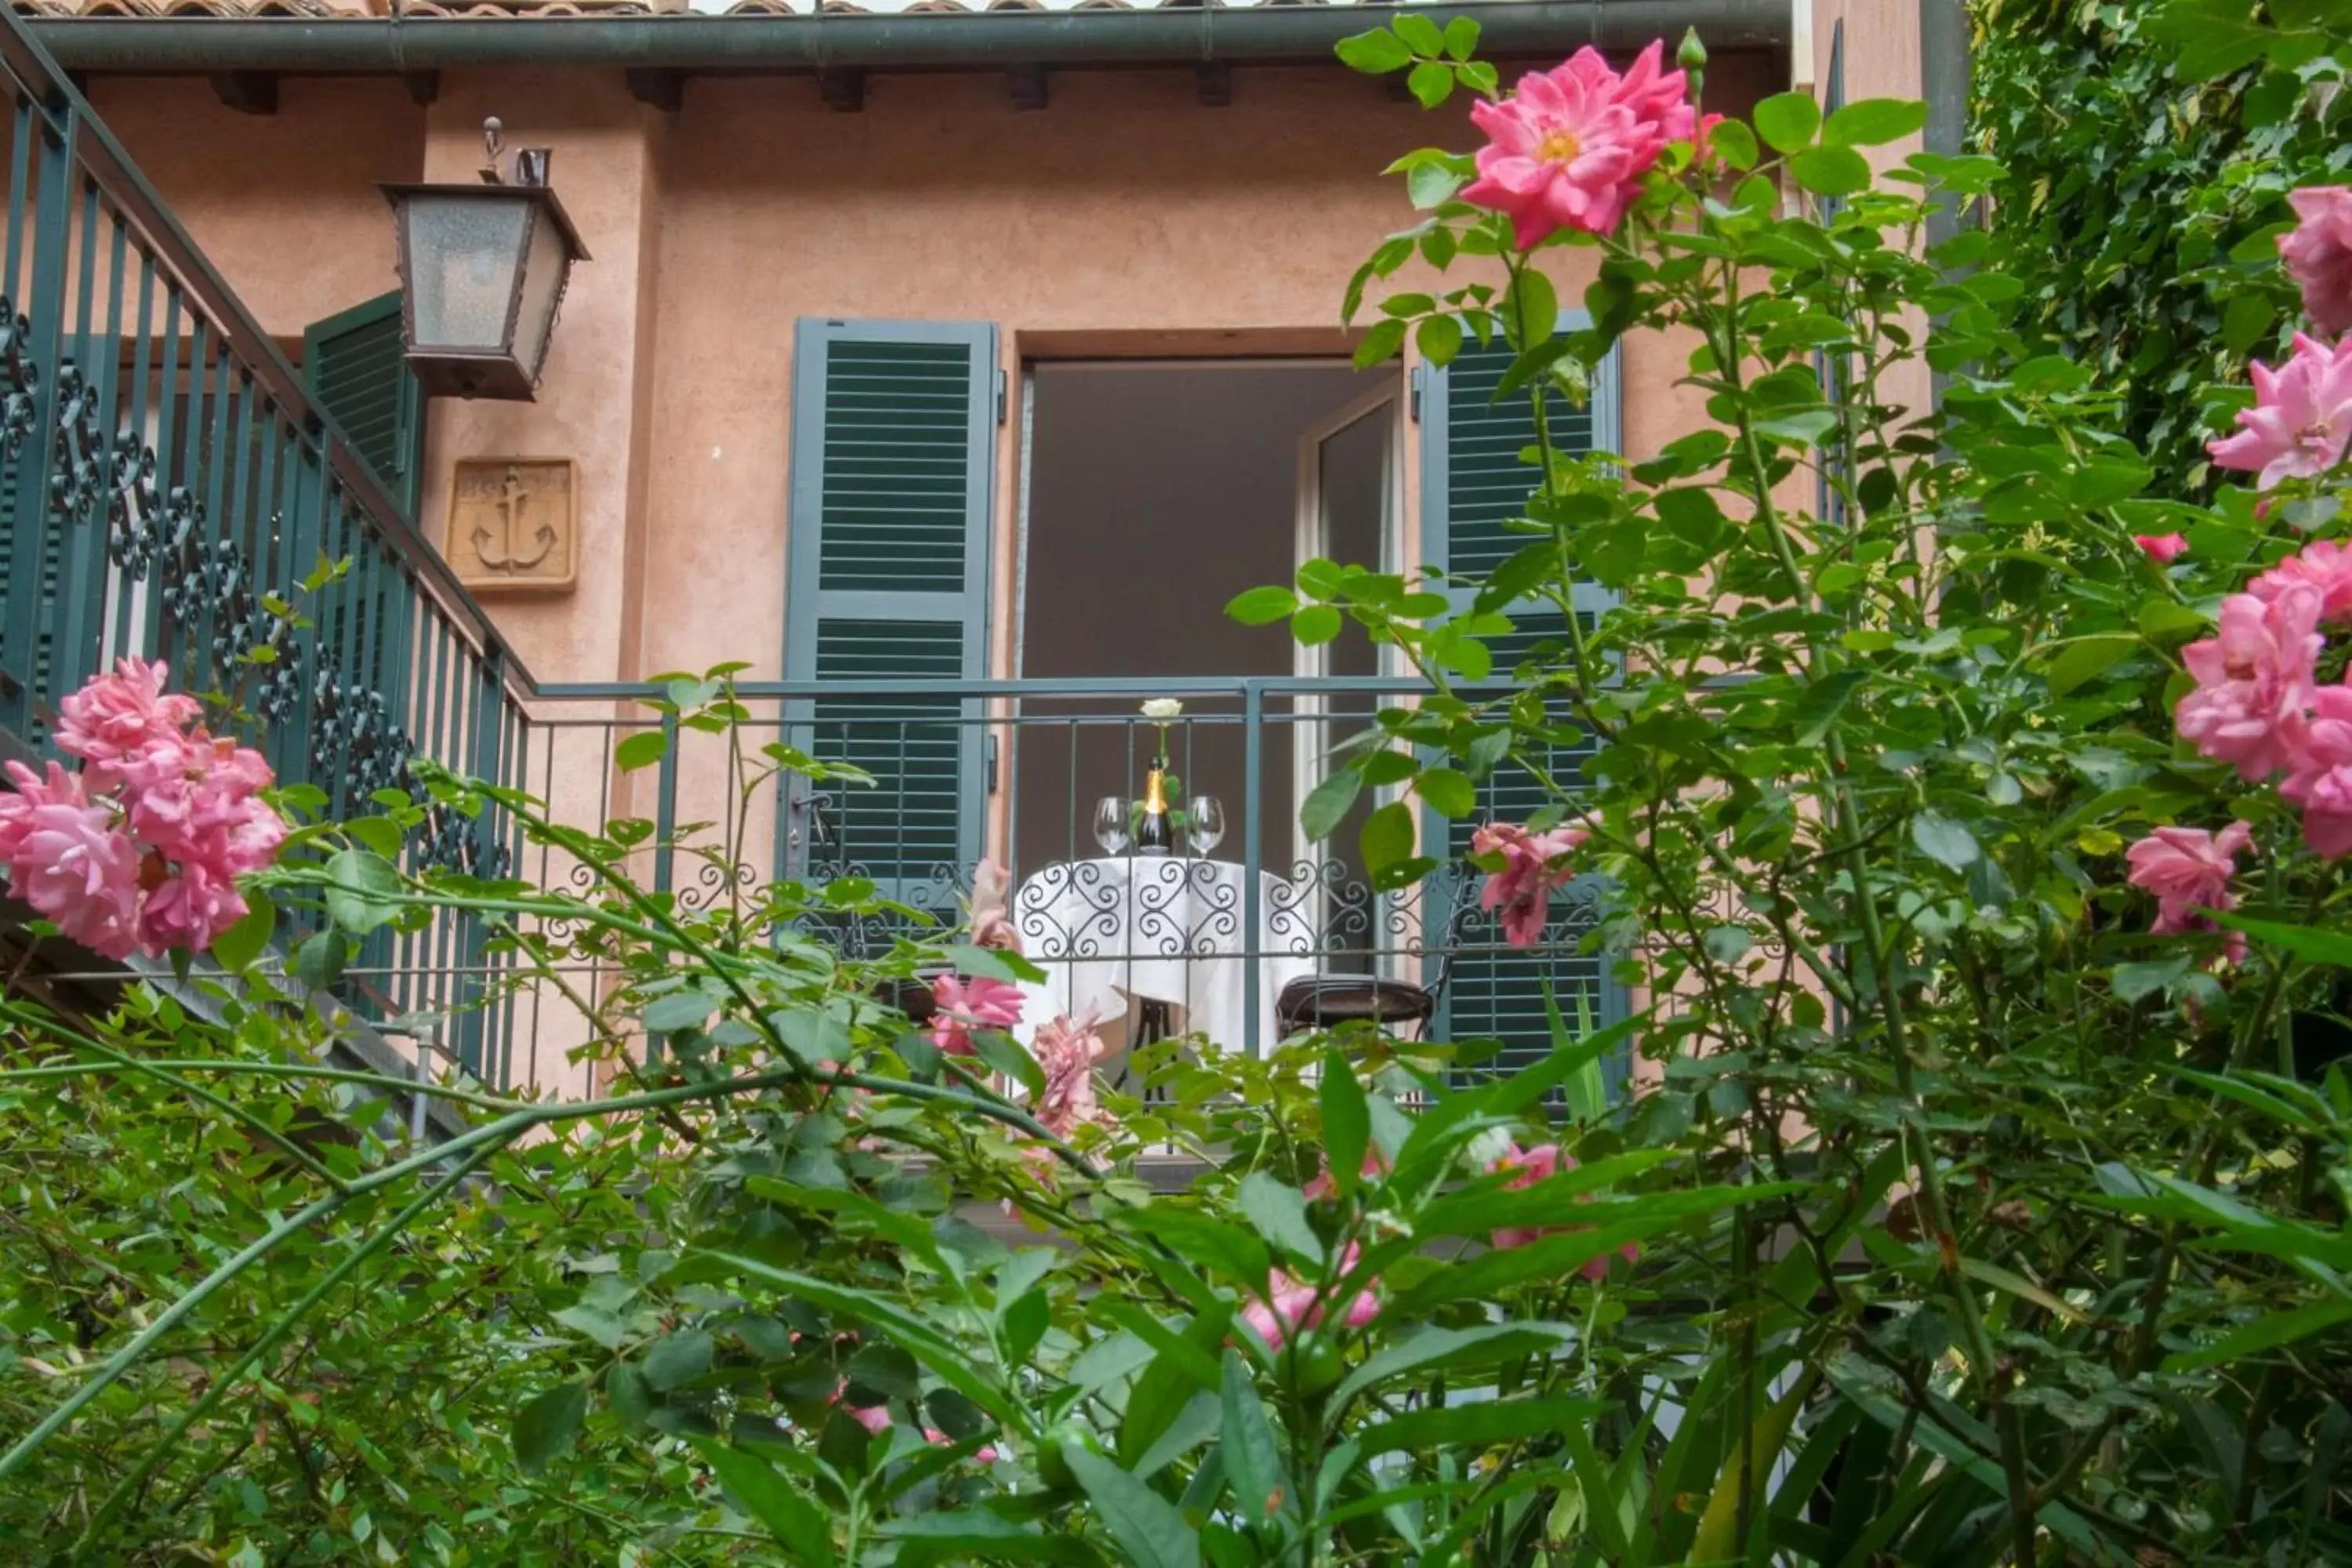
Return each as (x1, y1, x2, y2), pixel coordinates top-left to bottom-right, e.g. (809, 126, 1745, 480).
(86, 77, 423, 340)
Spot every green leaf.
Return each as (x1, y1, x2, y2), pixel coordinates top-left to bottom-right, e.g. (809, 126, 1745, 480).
(880, 1512, 1094, 1565)
(1909, 811, 1978, 872)
(1416, 766, 1475, 819)
(642, 988, 718, 1036)
(2222, 914, 2352, 970)
(1752, 408, 1838, 446)
(1790, 144, 1871, 197)
(615, 728, 668, 773)
(607, 1363, 652, 1434)
(324, 848, 404, 937)
(1334, 27, 1412, 74)
(1319, 1048, 1370, 1198)
(1220, 1352, 1292, 1531)
(1414, 313, 1465, 366)
(1391, 11, 1443, 55)
(1334, 1323, 1576, 1406)
(1791, 669, 1867, 746)
(553, 1303, 629, 1349)
(343, 815, 406, 860)
(1359, 1395, 1603, 1457)
(1293, 605, 1343, 646)
(2112, 955, 2192, 1004)
(292, 929, 345, 993)
(1065, 1446, 1203, 1568)
(2223, 290, 2278, 355)
(2042, 634, 2140, 696)
(690, 1439, 836, 1568)
(2165, 1300, 2352, 1372)
(1407, 60, 1453, 108)
(1359, 800, 1417, 879)
(511, 1383, 586, 1474)
(969, 1027, 1047, 1099)
(1228, 586, 1299, 625)
(209, 895, 275, 972)
(1236, 1172, 1323, 1265)
(1440, 15, 1478, 60)
(1505, 267, 1558, 349)
(1822, 97, 1926, 147)
(644, 1329, 714, 1392)
(1751, 91, 1820, 152)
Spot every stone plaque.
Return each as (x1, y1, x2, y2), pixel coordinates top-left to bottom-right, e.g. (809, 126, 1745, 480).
(445, 458, 577, 593)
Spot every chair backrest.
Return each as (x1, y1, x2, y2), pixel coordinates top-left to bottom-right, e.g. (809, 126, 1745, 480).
(1419, 864, 1493, 1008)
(800, 789, 886, 963)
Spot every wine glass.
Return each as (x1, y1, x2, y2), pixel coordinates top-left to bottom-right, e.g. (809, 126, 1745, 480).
(1187, 795, 1225, 857)
(1093, 794, 1132, 855)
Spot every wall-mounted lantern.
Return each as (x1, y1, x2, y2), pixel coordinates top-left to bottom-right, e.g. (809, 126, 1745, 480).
(379, 120, 590, 401)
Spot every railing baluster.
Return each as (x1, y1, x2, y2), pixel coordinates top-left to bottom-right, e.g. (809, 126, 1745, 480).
(114, 243, 153, 662)
(2, 104, 73, 736)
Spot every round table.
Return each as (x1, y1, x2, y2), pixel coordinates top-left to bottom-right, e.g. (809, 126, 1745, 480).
(1009, 855, 1319, 1056)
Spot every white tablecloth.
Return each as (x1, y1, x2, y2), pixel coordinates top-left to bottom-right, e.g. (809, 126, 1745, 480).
(1010, 856, 1318, 1055)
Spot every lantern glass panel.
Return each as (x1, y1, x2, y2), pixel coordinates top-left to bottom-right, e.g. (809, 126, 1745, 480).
(405, 192, 528, 351)
(511, 205, 571, 383)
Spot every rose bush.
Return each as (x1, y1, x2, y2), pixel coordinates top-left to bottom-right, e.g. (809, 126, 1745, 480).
(7, 16, 2352, 1567)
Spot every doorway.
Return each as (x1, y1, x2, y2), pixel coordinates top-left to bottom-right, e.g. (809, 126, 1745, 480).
(1011, 359, 1399, 934)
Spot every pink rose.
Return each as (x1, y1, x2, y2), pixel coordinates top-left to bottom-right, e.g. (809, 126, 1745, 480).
(2134, 533, 2190, 564)
(2251, 539, 2352, 625)
(2286, 684, 2352, 860)
(1032, 1006, 1111, 1137)
(927, 972, 1026, 1056)
(53, 656, 203, 792)
(1301, 1145, 1390, 1203)
(2281, 187, 2352, 337)
(2, 665, 281, 960)
(2124, 822, 2253, 963)
(1472, 821, 1588, 948)
(1240, 1241, 1379, 1349)
(1487, 1142, 1641, 1279)
(2208, 332, 2352, 491)
(969, 856, 1021, 954)
(2176, 587, 2323, 781)
(1460, 40, 1697, 248)
(0, 762, 141, 960)
(136, 862, 250, 956)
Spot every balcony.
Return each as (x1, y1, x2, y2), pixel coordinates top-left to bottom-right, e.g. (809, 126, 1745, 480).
(0, 21, 1619, 1098)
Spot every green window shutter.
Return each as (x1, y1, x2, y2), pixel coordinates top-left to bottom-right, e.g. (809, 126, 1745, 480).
(303, 294, 418, 761)
(303, 291, 424, 520)
(782, 319, 994, 913)
(1420, 325, 1625, 1082)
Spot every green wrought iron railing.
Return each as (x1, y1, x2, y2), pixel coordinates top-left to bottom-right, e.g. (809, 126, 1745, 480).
(0, 13, 532, 1076)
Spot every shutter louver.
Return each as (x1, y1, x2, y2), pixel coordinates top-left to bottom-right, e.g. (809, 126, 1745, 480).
(1422, 329, 1623, 1082)
(784, 321, 993, 914)
(303, 292, 423, 519)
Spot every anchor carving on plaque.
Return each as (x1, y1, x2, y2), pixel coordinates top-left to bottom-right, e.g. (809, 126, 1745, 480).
(446, 456, 575, 593)
(474, 464, 558, 572)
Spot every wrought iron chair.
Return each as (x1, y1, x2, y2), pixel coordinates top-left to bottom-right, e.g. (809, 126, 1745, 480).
(1273, 867, 1486, 1040)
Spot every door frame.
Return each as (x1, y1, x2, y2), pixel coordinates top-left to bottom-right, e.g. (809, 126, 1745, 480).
(1290, 379, 1404, 916)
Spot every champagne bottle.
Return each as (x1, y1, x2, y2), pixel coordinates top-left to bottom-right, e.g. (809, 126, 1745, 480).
(1137, 767, 1174, 855)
